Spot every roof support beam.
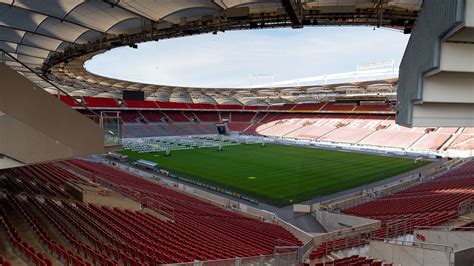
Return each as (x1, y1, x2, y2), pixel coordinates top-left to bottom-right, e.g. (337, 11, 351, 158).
(210, 0, 226, 10)
(102, 0, 156, 22)
(1, 51, 47, 61)
(280, 0, 302, 28)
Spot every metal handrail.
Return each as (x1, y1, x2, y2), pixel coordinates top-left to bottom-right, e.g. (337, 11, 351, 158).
(297, 239, 315, 263)
(141, 196, 175, 220)
(161, 251, 297, 266)
(371, 237, 455, 253)
(414, 225, 474, 231)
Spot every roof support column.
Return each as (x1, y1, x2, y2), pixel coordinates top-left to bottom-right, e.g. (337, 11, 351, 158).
(280, 0, 303, 28)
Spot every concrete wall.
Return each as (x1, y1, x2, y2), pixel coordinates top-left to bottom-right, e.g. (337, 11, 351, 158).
(65, 183, 84, 202)
(368, 240, 454, 266)
(244, 205, 273, 220)
(192, 187, 230, 207)
(454, 246, 474, 266)
(312, 218, 380, 248)
(274, 216, 314, 245)
(412, 102, 474, 127)
(294, 204, 311, 213)
(439, 43, 474, 73)
(314, 210, 380, 232)
(316, 192, 368, 212)
(423, 72, 474, 103)
(467, 0, 474, 26)
(414, 229, 474, 251)
(397, 0, 467, 127)
(0, 63, 105, 166)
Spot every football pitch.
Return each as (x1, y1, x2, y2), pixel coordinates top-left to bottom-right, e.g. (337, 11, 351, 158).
(120, 144, 430, 206)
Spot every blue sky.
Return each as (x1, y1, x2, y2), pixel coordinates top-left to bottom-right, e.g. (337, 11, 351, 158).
(85, 26, 410, 88)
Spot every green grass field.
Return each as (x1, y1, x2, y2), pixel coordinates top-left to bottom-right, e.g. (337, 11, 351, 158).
(120, 144, 430, 206)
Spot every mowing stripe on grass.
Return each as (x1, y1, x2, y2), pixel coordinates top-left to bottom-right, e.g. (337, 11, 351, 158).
(120, 144, 430, 206)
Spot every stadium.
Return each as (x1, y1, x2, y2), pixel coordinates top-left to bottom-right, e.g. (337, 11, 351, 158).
(0, 0, 473, 265)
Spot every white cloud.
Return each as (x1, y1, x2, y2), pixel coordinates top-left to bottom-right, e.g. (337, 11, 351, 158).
(85, 27, 410, 88)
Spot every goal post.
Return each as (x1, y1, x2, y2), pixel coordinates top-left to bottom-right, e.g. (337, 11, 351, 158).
(414, 157, 424, 164)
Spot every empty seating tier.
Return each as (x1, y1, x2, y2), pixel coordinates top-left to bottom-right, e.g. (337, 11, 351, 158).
(164, 111, 191, 122)
(139, 111, 166, 122)
(60, 99, 474, 152)
(309, 161, 474, 260)
(120, 111, 143, 123)
(1, 160, 302, 264)
(230, 112, 256, 123)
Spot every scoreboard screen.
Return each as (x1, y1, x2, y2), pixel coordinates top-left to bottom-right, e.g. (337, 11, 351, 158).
(123, 90, 144, 101)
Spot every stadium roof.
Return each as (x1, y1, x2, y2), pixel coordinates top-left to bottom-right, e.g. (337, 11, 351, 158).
(0, 0, 421, 104)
